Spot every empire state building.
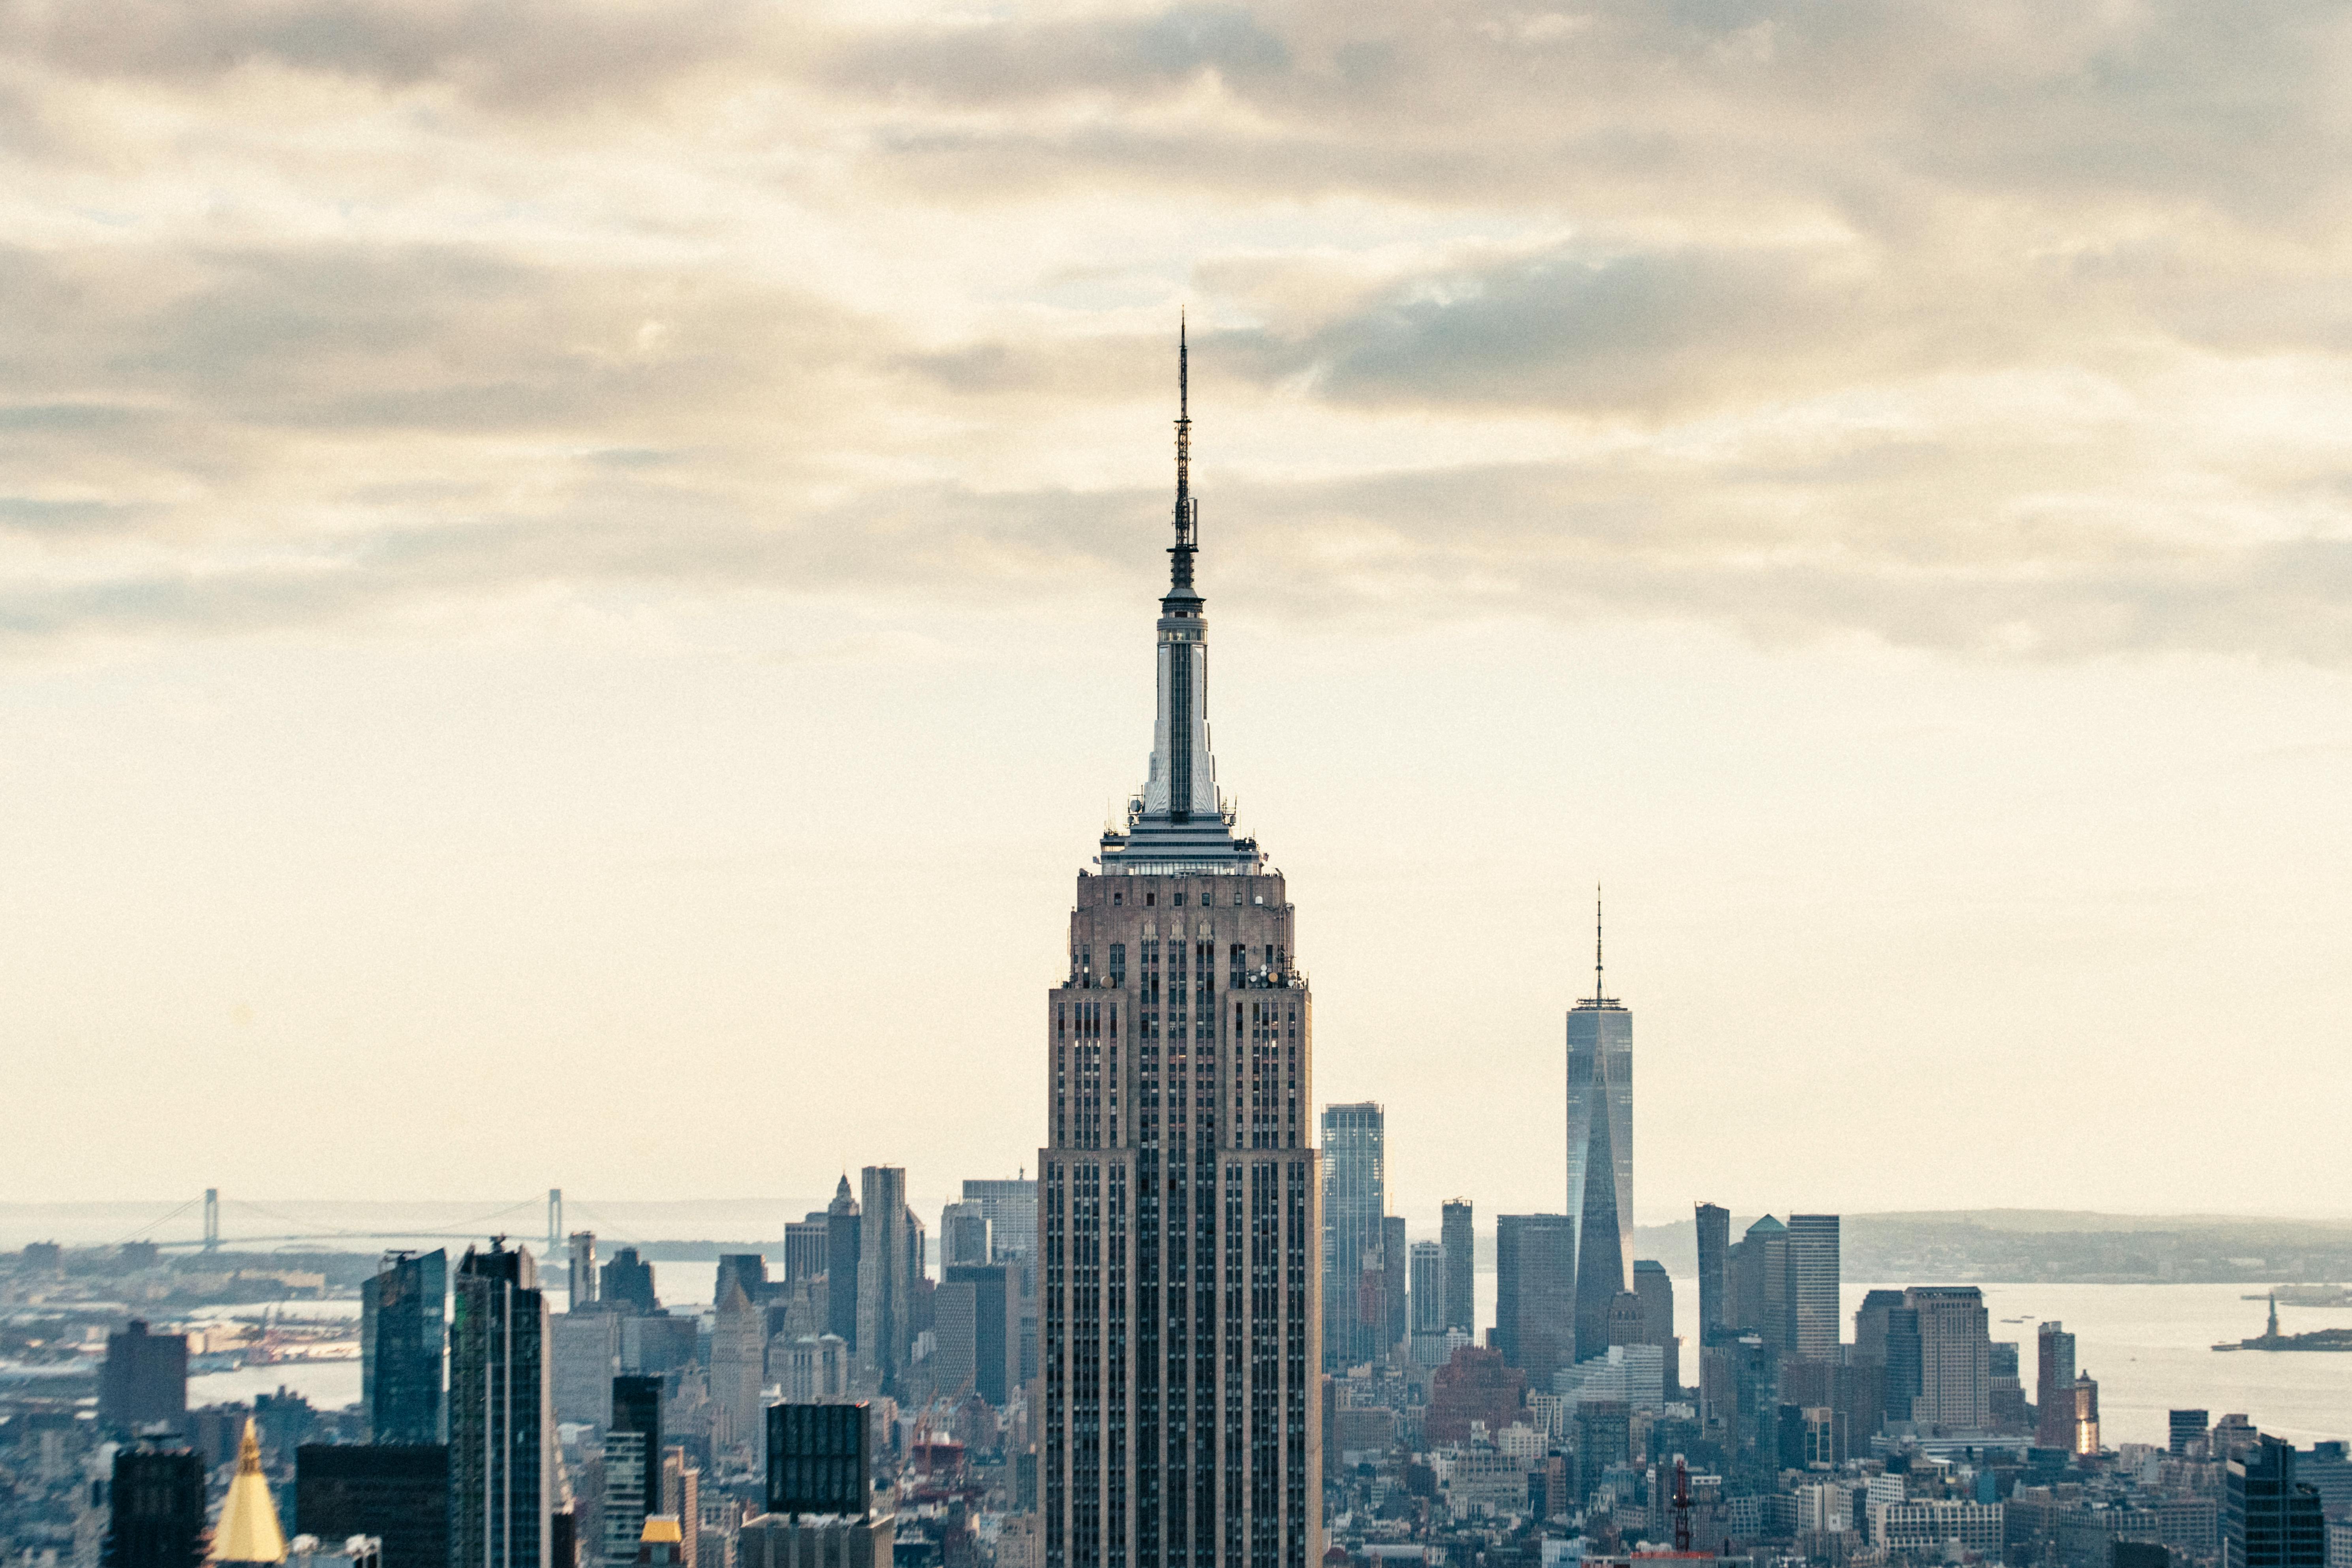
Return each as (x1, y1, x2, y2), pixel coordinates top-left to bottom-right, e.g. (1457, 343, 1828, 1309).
(1039, 330, 1322, 1568)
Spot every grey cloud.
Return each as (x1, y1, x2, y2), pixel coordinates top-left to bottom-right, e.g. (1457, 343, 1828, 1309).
(0, 241, 878, 445)
(1236, 246, 1869, 415)
(827, 6, 1288, 105)
(0, 0, 768, 109)
(0, 497, 145, 532)
(826, 0, 2352, 231)
(7, 449, 2352, 666)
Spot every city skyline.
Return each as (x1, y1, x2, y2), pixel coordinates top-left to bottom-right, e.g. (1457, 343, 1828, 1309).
(9, 6, 2352, 1566)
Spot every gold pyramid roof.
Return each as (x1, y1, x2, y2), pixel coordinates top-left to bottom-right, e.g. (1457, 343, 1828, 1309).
(210, 1418, 287, 1564)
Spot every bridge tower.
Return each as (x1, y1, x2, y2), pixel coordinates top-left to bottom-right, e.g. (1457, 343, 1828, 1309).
(546, 1189, 562, 1256)
(203, 1189, 220, 1253)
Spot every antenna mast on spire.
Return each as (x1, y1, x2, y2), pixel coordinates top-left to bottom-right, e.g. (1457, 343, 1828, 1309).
(1593, 884, 1605, 1003)
(1170, 314, 1198, 595)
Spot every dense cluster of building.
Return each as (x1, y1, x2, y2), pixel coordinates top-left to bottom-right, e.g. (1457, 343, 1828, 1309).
(0, 1175, 1039, 1568)
(3, 341, 2346, 1568)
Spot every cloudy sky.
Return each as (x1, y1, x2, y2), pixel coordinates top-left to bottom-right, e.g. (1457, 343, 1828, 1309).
(6, 0, 2351, 1237)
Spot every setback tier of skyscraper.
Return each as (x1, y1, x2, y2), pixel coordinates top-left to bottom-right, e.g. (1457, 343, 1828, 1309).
(1039, 327, 1320, 1568)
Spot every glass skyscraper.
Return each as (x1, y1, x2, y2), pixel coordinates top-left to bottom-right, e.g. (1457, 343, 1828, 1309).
(363, 1248, 445, 1446)
(1566, 910, 1632, 1365)
(1320, 1102, 1386, 1371)
(449, 1241, 551, 1568)
(1440, 1200, 1475, 1336)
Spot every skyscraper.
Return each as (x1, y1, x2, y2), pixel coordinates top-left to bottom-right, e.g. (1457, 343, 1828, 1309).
(2068, 1371, 2101, 1456)
(1566, 904, 1632, 1365)
(450, 1241, 552, 1568)
(1732, 1216, 1788, 1358)
(962, 1179, 1040, 1264)
(1439, 1202, 1475, 1337)
(2228, 1438, 2328, 1568)
(783, 1216, 829, 1285)
(964, 1175, 1041, 1381)
(1903, 1286, 1991, 1429)
(1409, 1243, 1444, 1337)
(856, 1167, 913, 1396)
(1783, 1216, 1839, 1361)
(827, 1177, 861, 1348)
(296, 1443, 450, 1568)
(943, 1262, 1019, 1406)
(941, 1203, 992, 1268)
(713, 1273, 769, 1460)
(1693, 1204, 1730, 1343)
(107, 1449, 205, 1568)
(602, 1249, 658, 1315)
(612, 1375, 665, 1528)
(1039, 330, 1320, 1568)
(1494, 1215, 1576, 1388)
(365, 1249, 447, 1445)
(1382, 1216, 1408, 1356)
(2037, 1322, 2079, 1448)
(552, 1308, 621, 1428)
(568, 1233, 599, 1309)
(1632, 1260, 1678, 1400)
(1321, 1103, 1386, 1371)
(99, 1320, 188, 1435)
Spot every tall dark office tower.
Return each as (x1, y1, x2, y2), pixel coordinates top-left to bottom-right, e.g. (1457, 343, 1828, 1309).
(1783, 1216, 1839, 1361)
(2037, 1323, 2079, 1448)
(1693, 1204, 1730, 1343)
(297, 1444, 450, 1568)
(1732, 1216, 1788, 1356)
(365, 1249, 447, 1446)
(857, 1167, 913, 1395)
(1884, 1305, 1923, 1425)
(601, 1249, 658, 1315)
(1321, 1103, 1386, 1371)
(1852, 1288, 1920, 1423)
(1381, 1217, 1408, 1354)
(2172, 1409, 2211, 1456)
(107, 1449, 205, 1568)
(2228, 1438, 2328, 1568)
(1632, 1260, 1677, 1399)
(1494, 1215, 1576, 1388)
(449, 1242, 551, 1568)
(99, 1321, 188, 1434)
(1409, 1243, 1444, 1337)
(945, 1262, 1020, 1405)
(612, 1375, 664, 1520)
(1565, 906, 1632, 1365)
(1439, 1202, 1475, 1336)
(1039, 331, 1321, 1568)
(827, 1177, 862, 1347)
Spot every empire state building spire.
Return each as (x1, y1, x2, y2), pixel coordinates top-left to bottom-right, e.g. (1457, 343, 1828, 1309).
(1168, 314, 1199, 606)
(1100, 322, 1262, 874)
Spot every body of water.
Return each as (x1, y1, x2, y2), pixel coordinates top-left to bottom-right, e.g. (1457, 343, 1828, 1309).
(190, 1360, 363, 1410)
(1844, 1280, 2352, 1450)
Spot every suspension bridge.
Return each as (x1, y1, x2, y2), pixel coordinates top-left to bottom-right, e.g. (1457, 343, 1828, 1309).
(124, 1189, 584, 1255)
